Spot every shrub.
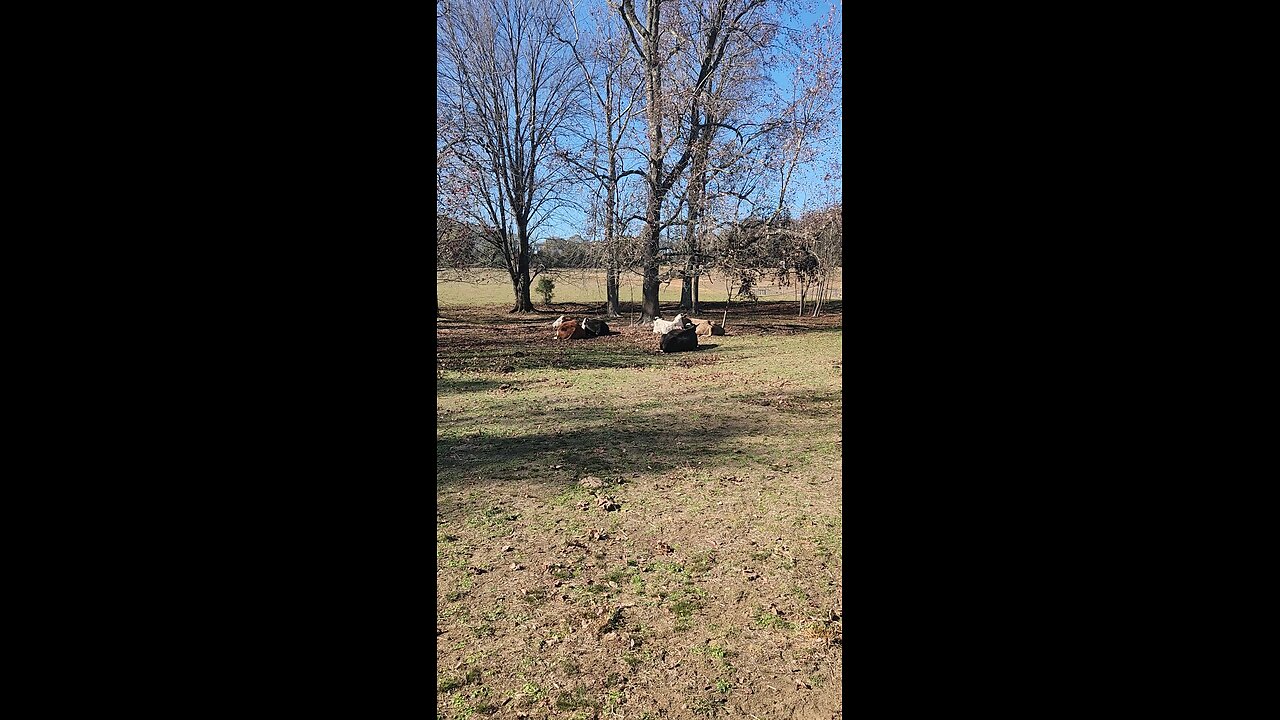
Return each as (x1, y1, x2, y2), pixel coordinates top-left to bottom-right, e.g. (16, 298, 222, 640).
(536, 276, 556, 305)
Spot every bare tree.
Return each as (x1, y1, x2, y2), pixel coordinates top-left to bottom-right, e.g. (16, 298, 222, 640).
(614, 0, 776, 323)
(438, 0, 582, 312)
(699, 3, 839, 316)
(806, 202, 841, 316)
(556, 1, 646, 318)
(669, 0, 777, 315)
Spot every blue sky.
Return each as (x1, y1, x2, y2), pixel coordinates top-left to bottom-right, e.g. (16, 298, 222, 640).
(766, 1, 843, 217)
(539, 0, 841, 241)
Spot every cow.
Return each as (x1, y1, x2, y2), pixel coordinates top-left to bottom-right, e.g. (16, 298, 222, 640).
(555, 319, 588, 339)
(580, 317, 610, 337)
(688, 318, 726, 336)
(653, 313, 691, 335)
(659, 326, 699, 353)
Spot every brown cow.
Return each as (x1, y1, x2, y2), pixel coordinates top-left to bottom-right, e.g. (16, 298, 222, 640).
(555, 319, 588, 340)
(689, 318, 726, 336)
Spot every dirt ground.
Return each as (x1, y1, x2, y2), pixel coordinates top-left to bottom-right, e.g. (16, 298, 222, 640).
(437, 300, 842, 719)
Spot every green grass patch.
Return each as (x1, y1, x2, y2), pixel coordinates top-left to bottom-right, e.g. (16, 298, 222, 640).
(752, 608, 794, 631)
(554, 687, 597, 711)
(437, 667, 481, 691)
(519, 682, 544, 705)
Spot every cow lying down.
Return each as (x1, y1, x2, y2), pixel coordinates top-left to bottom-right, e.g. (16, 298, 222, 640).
(554, 317, 611, 339)
(659, 326, 698, 352)
(688, 318, 726, 336)
(580, 317, 609, 336)
(556, 320, 587, 339)
(653, 313, 693, 335)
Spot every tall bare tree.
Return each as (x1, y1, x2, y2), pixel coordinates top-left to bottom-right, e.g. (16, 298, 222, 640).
(557, 1, 646, 318)
(689, 3, 838, 316)
(438, 0, 581, 312)
(669, 0, 777, 315)
(614, 0, 775, 323)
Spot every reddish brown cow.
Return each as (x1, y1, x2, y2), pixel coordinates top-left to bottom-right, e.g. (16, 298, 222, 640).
(555, 319, 588, 340)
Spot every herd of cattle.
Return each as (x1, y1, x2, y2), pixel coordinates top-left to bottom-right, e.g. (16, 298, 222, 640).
(551, 313, 725, 353)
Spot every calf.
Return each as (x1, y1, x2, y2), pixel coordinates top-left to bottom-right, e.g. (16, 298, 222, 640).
(659, 326, 699, 353)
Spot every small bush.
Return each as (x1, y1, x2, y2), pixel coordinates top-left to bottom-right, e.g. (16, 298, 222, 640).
(536, 277, 556, 305)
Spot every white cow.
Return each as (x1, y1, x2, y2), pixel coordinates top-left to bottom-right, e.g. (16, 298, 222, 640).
(652, 313, 688, 335)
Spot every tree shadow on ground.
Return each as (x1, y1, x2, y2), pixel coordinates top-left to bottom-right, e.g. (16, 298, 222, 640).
(438, 340, 672, 377)
(437, 375, 510, 394)
(672, 301, 843, 336)
(435, 406, 790, 503)
(436, 302, 838, 394)
(728, 388, 841, 416)
(439, 300, 840, 333)
(437, 321, 741, 378)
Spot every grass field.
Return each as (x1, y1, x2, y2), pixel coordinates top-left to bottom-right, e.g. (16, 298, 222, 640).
(437, 277, 842, 719)
(438, 268, 843, 308)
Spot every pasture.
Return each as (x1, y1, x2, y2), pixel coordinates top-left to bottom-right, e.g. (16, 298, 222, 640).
(437, 268, 843, 307)
(436, 273, 843, 719)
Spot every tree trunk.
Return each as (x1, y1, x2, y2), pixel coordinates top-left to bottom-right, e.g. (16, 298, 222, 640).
(722, 281, 731, 328)
(606, 267, 622, 318)
(636, 0, 664, 325)
(604, 135, 622, 319)
(641, 262, 660, 322)
(519, 276, 533, 311)
(684, 109, 712, 320)
(510, 271, 535, 312)
(680, 272, 692, 311)
(639, 190, 662, 322)
(510, 229, 535, 312)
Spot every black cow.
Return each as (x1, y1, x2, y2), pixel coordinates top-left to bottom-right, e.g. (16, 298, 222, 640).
(581, 317, 610, 337)
(659, 326, 698, 353)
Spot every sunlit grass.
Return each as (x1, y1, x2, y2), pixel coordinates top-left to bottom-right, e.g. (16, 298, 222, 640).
(438, 268, 843, 308)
